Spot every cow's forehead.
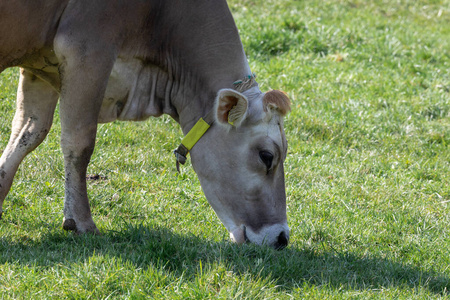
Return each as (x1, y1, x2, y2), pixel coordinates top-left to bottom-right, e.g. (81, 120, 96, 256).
(253, 115, 285, 147)
(244, 87, 265, 120)
(241, 95, 286, 148)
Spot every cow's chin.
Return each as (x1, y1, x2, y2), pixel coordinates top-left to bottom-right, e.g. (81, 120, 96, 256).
(229, 226, 248, 244)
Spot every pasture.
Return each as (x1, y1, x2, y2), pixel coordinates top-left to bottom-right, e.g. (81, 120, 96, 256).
(1, 0, 449, 298)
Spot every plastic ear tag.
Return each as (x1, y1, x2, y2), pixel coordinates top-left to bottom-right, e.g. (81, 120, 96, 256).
(228, 105, 237, 126)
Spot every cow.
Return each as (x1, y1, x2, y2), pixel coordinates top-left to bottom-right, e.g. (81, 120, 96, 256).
(0, 0, 291, 249)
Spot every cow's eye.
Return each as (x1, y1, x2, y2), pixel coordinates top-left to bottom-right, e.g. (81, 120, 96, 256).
(259, 150, 274, 170)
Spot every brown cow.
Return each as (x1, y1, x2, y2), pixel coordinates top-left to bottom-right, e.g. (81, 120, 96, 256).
(0, 0, 291, 249)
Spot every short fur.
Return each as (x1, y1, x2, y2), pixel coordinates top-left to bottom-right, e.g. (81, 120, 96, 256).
(215, 89, 248, 128)
(263, 90, 291, 116)
(0, 0, 290, 249)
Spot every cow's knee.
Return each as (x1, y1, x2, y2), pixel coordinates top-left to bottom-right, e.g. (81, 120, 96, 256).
(61, 131, 96, 158)
(11, 69, 58, 151)
(15, 121, 51, 153)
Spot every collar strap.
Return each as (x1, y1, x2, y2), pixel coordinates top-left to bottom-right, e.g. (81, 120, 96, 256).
(173, 109, 215, 172)
(173, 74, 256, 172)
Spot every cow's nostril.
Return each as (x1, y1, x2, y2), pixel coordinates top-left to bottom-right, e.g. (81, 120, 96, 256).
(274, 231, 289, 250)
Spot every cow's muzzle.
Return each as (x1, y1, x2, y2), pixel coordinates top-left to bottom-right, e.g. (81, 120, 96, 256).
(230, 224, 289, 250)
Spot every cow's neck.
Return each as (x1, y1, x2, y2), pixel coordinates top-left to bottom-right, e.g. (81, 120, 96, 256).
(151, 2, 252, 135)
(170, 59, 252, 136)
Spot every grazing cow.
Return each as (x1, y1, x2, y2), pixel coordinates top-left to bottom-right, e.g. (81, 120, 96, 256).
(0, 0, 291, 249)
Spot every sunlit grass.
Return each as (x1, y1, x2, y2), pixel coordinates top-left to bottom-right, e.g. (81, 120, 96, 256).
(1, 0, 449, 298)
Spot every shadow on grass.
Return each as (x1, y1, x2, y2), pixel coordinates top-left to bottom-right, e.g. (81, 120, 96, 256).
(1, 223, 449, 296)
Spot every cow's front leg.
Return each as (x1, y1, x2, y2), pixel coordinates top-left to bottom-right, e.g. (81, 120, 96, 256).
(0, 69, 58, 219)
(57, 47, 115, 234)
(60, 125, 99, 234)
(59, 86, 103, 233)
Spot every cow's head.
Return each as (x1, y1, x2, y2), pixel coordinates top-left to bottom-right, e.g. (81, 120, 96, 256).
(189, 86, 291, 249)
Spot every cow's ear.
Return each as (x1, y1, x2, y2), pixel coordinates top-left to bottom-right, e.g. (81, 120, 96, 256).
(215, 89, 248, 128)
(263, 90, 291, 117)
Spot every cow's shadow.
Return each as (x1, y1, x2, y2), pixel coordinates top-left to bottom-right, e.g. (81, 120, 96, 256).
(1, 223, 449, 296)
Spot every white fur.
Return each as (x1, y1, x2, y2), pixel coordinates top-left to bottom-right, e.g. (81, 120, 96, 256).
(214, 89, 248, 128)
(190, 87, 290, 249)
(230, 225, 247, 244)
(245, 223, 290, 246)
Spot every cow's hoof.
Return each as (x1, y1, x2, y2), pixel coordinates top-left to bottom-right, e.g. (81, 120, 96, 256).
(81, 226, 101, 235)
(62, 218, 100, 235)
(62, 218, 77, 231)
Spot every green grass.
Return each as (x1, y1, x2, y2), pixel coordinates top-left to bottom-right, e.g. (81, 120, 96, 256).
(1, 0, 449, 298)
